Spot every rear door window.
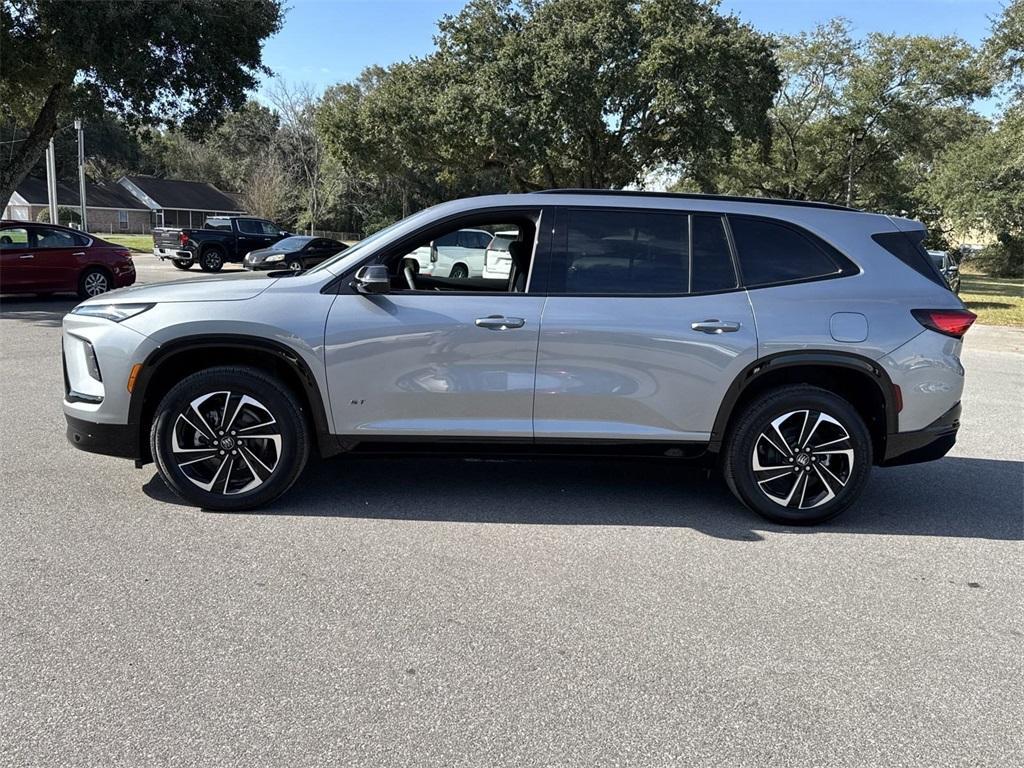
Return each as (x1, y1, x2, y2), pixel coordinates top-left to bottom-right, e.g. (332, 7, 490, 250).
(34, 227, 86, 248)
(690, 215, 737, 293)
(561, 208, 689, 294)
(729, 216, 841, 287)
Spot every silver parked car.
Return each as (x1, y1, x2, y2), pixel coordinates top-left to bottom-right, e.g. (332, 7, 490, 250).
(62, 191, 974, 524)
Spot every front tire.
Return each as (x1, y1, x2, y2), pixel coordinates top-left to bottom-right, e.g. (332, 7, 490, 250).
(199, 249, 224, 272)
(150, 366, 311, 510)
(722, 385, 872, 525)
(287, 259, 304, 271)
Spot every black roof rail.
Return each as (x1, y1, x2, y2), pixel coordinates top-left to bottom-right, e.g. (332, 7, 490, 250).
(531, 188, 855, 212)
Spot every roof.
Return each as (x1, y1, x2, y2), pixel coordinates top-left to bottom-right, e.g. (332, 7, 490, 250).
(533, 188, 855, 212)
(14, 177, 148, 209)
(119, 175, 244, 212)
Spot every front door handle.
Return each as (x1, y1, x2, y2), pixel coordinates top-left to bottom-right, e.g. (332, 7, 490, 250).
(475, 315, 525, 330)
(691, 319, 741, 334)
(72, 251, 85, 257)
(19, 254, 34, 259)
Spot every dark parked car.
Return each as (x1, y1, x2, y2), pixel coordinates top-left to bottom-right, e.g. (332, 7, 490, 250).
(0, 220, 135, 298)
(243, 236, 348, 271)
(928, 249, 961, 294)
(152, 216, 290, 272)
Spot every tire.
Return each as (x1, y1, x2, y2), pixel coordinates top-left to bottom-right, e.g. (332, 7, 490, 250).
(78, 267, 112, 298)
(722, 385, 872, 525)
(172, 259, 194, 270)
(449, 264, 469, 279)
(150, 366, 311, 511)
(287, 259, 304, 271)
(199, 249, 224, 272)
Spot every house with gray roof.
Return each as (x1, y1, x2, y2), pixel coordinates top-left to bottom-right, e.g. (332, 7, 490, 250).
(3, 177, 151, 233)
(117, 176, 245, 229)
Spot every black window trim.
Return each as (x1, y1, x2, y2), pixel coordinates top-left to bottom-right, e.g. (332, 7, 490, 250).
(725, 213, 860, 291)
(544, 205, 741, 298)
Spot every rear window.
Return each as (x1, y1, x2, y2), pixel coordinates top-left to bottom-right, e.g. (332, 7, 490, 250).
(872, 231, 947, 287)
(205, 218, 232, 231)
(488, 235, 515, 252)
(691, 214, 737, 293)
(729, 217, 841, 287)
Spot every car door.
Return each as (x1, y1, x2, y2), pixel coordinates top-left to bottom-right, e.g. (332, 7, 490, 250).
(323, 212, 548, 439)
(0, 225, 35, 291)
(235, 219, 278, 255)
(26, 226, 87, 291)
(534, 207, 758, 442)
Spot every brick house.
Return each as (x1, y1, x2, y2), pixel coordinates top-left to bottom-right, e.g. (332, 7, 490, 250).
(3, 177, 151, 233)
(117, 176, 245, 229)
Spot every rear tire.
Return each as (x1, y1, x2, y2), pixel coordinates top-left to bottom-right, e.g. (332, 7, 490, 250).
(172, 259, 194, 270)
(449, 264, 469, 279)
(199, 249, 224, 272)
(722, 385, 872, 525)
(150, 366, 311, 511)
(77, 267, 112, 298)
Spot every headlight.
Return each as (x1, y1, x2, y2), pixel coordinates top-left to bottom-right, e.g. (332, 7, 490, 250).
(72, 303, 154, 322)
(265, 254, 285, 263)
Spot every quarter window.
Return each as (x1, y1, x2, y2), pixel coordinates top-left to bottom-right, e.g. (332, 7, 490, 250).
(729, 217, 840, 287)
(563, 209, 689, 294)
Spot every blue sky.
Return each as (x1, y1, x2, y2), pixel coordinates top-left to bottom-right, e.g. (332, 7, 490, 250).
(258, 0, 1004, 97)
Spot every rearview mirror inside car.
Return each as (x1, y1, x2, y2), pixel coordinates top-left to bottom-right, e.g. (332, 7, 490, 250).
(354, 264, 390, 295)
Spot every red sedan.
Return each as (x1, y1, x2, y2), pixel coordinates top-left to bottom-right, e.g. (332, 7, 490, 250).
(0, 220, 136, 298)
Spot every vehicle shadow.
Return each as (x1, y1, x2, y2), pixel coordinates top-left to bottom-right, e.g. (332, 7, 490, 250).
(142, 454, 1024, 542)
(0, 295, 78, 328)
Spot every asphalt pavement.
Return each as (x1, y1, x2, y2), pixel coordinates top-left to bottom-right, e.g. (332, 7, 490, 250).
(1, 257, 1022, 767)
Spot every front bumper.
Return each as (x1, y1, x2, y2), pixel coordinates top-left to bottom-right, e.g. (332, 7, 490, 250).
(66, 415, 138, 459)
(881, 402, 960, 466)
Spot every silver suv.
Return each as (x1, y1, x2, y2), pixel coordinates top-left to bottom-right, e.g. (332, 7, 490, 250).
(62, 191, 975, 524)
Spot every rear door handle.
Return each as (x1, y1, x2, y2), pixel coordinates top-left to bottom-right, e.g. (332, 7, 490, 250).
(72, 252, 85, 257)
(691, 319, 741, 334)
(475, 315, 525, 330)
(19, 254, 34, 259)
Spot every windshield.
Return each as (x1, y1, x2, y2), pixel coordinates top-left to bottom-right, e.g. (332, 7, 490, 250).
(273, 236, 313, 251)
(308, 215, 424, 275)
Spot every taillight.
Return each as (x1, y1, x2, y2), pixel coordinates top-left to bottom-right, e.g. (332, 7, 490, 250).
(179, 231, 189, 247)
(911, 308, 976, 338)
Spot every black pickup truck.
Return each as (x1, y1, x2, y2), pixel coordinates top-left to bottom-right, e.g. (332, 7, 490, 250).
(152, 216, 291, 272)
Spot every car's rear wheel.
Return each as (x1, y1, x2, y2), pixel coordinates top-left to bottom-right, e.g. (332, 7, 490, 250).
(150, 366, 310, 510)
(199, 249, 224, 272)
(78, 267, 112, 298)
(449, 264, 469, 279)
(723, 385, 872, 525)
(172, 259, 194, 270)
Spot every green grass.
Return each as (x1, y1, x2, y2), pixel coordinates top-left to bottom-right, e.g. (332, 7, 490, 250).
(959, 270, 1024, 327)
(100, 233, 153, 253)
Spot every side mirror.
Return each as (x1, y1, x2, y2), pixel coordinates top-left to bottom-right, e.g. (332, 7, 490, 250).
(354, 264, 390, 295)
(279, 230, 290, 237)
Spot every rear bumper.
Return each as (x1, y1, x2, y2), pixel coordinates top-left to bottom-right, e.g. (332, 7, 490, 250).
(66, 414, 138, 459)
(881, 402, 960, 466)
(154, 247, 193, 261)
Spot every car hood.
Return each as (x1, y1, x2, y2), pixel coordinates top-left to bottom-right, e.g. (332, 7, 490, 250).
(79, 272, 278, 305)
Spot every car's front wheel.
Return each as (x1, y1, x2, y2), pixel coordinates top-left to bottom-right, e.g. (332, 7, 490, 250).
(150, 366, 310, 510)
(723, 385, 872, 525)
(287, 258, 304, 271)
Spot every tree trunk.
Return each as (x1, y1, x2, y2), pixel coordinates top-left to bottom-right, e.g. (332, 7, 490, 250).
(0, 82, 67, 209)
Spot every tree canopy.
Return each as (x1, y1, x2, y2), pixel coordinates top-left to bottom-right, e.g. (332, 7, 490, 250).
(0, 0, 283, 205)
(317, 0, 780, 223)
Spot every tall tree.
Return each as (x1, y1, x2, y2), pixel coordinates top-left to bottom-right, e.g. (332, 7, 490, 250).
(693, 19, 990, 218)
(0, 0, 282, 205)
(318, 0, 780, 213)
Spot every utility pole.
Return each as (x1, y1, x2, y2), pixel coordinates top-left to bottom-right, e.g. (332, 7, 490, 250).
(75, 119, 88, 231)
(45, 137, 59, 225)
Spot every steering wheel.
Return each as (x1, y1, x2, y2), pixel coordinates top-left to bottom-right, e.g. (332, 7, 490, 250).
(401, 257, 418, 290)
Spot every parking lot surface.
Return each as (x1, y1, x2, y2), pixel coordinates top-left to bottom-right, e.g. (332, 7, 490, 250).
(1, 258, 1022, 766)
